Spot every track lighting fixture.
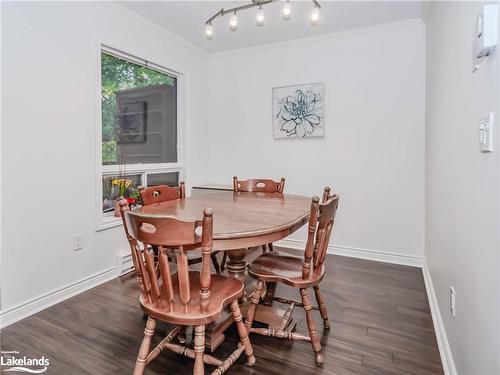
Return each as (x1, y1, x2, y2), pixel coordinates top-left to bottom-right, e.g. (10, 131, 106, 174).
(204, 0, 322, 40)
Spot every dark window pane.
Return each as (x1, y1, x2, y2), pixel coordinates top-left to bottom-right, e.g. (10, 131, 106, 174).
(101, 52, 177, 165)
(147, 172, 179, 187)
(102, 174, 141, 213)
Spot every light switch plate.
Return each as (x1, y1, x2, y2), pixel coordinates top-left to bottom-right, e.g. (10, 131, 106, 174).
(472, 4, 498, 72)
(450, 287, 456, 317)
(479, 113, 494, 153)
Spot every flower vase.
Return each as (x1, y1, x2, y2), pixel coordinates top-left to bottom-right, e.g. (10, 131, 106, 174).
(114, 196, 124, 217)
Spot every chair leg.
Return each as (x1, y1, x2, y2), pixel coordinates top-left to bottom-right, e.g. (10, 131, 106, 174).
(300, 288, 324, 365)
(313, 285, 330, 329)
(178, 326, 187, 344)
(268, 243, 274, 252)
(244, 280, 265, 332)
(193, 325, 205, 375)
(133, 317, 156, 375)
(211, 252, 221, 275)
(230, 300, 256, 366)
(261, 281, 276, 306)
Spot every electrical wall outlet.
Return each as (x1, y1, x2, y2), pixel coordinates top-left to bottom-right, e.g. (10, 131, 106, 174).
(73, 234, 84, 251)
(450, 287, 456, 317)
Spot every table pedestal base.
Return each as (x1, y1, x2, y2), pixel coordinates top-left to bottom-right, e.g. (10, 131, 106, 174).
(205, 305, 296, 352)
(205, 247, 296, 351)
(225, 248, 247, 280)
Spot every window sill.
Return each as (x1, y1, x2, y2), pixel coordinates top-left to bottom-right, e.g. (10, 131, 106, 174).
(97, 215, 123, 231)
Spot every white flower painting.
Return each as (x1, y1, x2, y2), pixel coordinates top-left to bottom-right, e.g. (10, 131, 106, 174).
(273, 83, 324, 139)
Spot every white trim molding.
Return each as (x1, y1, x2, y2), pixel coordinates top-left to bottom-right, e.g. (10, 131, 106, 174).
(275, 238, 425, 267)
(0, 252, 136, 329)
(211, 18, 424, 56)
(422, 262, 458, 375)
(0, 267, 118, 329)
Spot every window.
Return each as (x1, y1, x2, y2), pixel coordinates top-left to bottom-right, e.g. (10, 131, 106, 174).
(98, 48, 183, 229)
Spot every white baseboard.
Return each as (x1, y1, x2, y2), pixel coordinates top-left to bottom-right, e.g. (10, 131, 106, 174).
(0, 266, 118, 329)
(275, 238, 425, 267)
(422, 262, 457, 375)
(0, 252, 135, 329)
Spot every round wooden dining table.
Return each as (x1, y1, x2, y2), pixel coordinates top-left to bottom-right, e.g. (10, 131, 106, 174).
(138, 189, 312, 278)
(137, 188, 312, 350)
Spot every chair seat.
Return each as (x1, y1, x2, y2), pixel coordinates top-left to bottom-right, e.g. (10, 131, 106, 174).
(248, 251, 324, 288)
(141, 272, 244, 325)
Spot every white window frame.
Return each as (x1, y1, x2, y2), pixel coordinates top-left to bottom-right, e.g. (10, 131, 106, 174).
(96, 45, 186, 230)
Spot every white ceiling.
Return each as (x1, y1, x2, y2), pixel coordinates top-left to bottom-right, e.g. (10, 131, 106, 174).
(118, 1, 425, 53)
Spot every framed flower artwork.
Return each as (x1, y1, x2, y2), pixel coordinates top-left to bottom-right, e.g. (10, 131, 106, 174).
(272, 83, 324, 139)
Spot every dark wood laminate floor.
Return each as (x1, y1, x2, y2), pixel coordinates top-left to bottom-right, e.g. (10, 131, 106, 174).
(0, 253, 443, 375)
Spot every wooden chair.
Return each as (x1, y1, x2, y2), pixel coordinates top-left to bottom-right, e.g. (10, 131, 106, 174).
(139, 181, 186, 205)
(232, 176, 285, 194)
(139, 182, 223, 275)
(119, 201, 255, 375)
(228, 176, 287, 301)
(244, 187, 339, 365)
(232, 176, 285, 253)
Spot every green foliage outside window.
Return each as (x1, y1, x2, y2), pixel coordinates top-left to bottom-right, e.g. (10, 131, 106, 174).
(101, 52, 175, 164)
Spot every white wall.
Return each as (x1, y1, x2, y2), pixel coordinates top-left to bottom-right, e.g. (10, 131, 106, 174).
(0, 2, 210, 313)
(426, 3, 500, 374)
(208, 20, 426, 259)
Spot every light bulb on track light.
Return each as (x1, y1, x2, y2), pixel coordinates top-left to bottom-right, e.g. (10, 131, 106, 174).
(310, 5, 320, 25)
(205, 23, 213, 39)
(282, 0, 291, 21)
(256, 6, 265, 27)
(229, 11, 238, 31)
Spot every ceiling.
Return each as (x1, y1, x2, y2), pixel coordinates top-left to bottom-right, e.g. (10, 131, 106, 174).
(118, 1, 425, 53)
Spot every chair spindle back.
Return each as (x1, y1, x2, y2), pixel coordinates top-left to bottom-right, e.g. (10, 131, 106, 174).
(139, 182, 185, 206)
(302, 187, 339, 280)
(233, 176, 285, 193)
(119, 200, 213, 313)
